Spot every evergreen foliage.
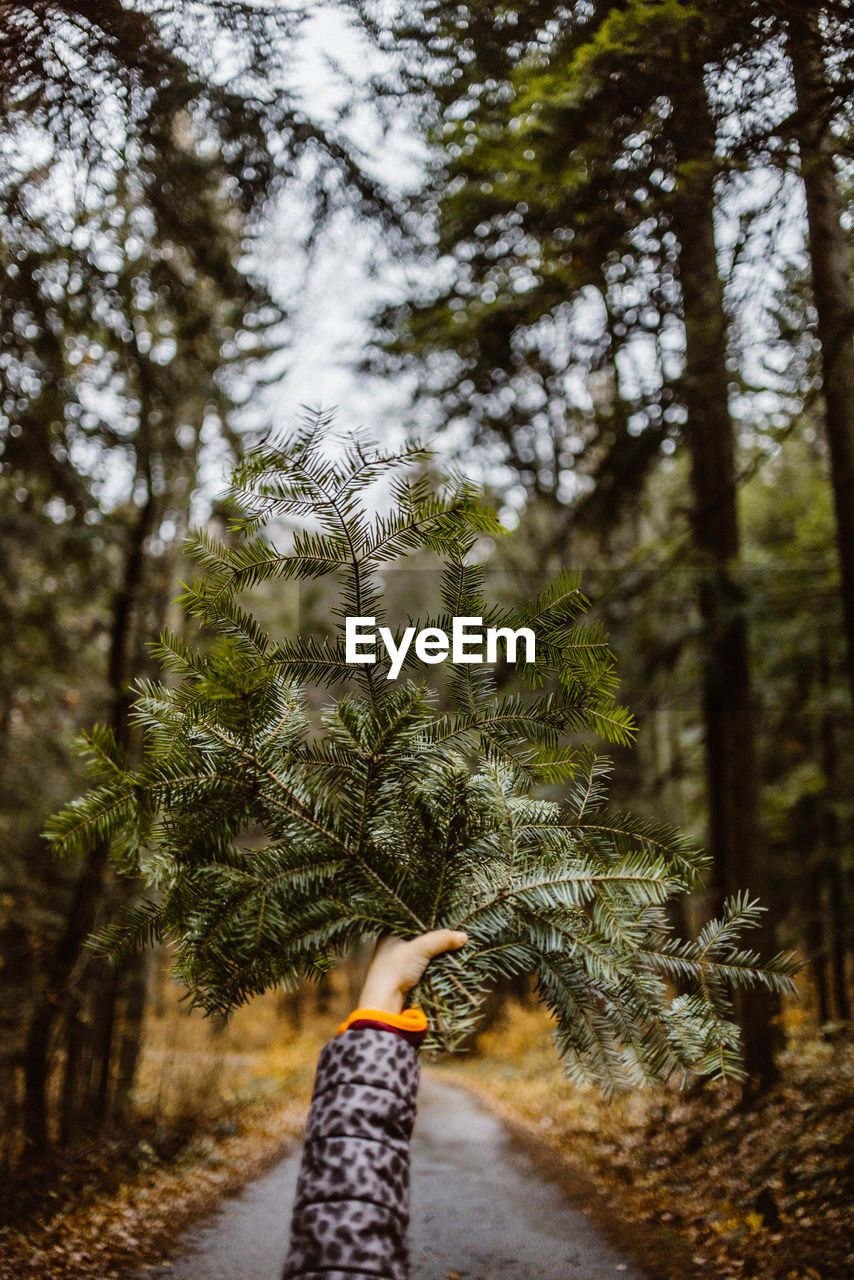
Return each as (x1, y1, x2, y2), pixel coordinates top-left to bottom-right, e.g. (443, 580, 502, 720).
(357, 0, 853, 514)
(47, 416, 800, 1091)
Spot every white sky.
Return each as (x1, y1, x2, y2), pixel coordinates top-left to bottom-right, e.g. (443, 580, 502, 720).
(246, 5, 425, 443)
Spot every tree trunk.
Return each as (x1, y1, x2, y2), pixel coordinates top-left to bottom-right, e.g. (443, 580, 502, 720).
(788, 11, 854, 709)
(85, 964, 119, 1123)
(22, 487, 155, 1149)
(817, 642, 850, 1022)
(112, 949, 149, 1122)
(22, 845, 110, 1149)
(669, 68, 780, 1087)
(59, 999, 83, 1145)
(804, 879, 830, 1027)
(827, 856, 850, 1022)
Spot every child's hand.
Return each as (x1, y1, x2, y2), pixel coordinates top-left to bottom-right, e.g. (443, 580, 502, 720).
(357, 930, 468, 1016)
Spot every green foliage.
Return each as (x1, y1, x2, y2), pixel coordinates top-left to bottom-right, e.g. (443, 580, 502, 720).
(46, 416, 800, 1090)
(360, 0, 854, 520)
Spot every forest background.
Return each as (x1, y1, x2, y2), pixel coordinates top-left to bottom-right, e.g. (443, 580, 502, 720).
(0, 3, 852, 1279)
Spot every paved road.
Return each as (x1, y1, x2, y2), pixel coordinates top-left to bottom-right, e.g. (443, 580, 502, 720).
(140, 1074, 649, 1280)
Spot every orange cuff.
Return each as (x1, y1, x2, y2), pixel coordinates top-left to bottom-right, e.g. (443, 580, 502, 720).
(337, 1007, 429, 1036)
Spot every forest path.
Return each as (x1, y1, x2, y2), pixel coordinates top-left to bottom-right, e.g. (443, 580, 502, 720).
(139, 1073, 650, 1280)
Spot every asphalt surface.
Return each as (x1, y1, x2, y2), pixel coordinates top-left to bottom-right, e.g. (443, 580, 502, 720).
(140, 1074, 649, 1280)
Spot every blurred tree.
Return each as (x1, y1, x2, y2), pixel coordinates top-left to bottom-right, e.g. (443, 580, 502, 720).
(784, 5, 854, 707)
(358, 0, 793, 1083)
(740, 423, 853, 1026)
(0, 0, 383, 1153)
(2, 140, 281, 1150)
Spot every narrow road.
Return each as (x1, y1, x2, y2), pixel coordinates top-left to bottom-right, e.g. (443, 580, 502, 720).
(140, 1074, 649, 1280)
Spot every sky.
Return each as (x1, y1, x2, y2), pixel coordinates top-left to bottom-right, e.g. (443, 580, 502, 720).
(249, 5, 423, 442)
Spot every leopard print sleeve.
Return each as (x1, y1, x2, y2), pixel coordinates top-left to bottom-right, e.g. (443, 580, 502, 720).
(282, 1027, 421, 1280)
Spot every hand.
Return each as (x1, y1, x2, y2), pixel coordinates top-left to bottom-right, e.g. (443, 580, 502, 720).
(357, 930, 468, 1016)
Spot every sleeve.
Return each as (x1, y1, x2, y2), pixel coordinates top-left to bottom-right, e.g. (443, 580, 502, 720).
(282, 1027, 421, 1280)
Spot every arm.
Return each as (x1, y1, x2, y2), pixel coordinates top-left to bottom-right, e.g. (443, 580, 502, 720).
(283, 931, 467, 1280)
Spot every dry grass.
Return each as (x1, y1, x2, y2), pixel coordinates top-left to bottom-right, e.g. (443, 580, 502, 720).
(0, 976, 341, 1280)
(440, 999, 854, 1280)
(5, 961, 851, 1280)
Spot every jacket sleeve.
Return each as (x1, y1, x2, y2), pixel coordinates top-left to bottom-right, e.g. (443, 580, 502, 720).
(282, 1027, 421, 1280)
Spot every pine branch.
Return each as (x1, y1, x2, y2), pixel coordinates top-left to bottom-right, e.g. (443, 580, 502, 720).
(45, 413, 803, 1089)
